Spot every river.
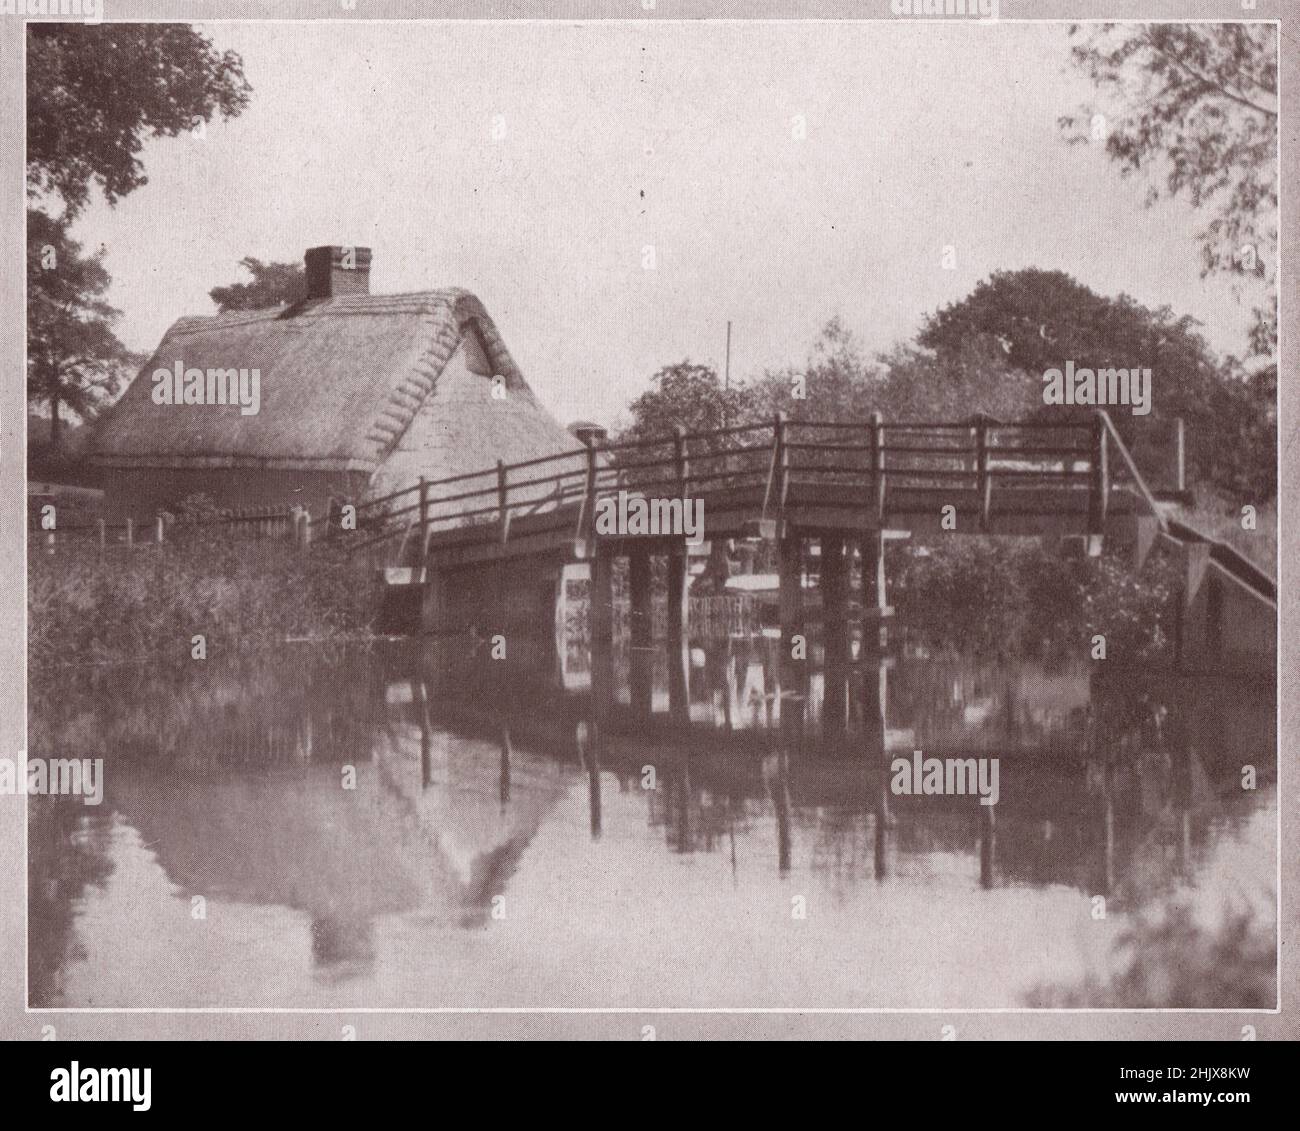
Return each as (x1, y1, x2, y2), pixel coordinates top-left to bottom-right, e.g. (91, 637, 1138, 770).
(27, 634, 1276, 1010)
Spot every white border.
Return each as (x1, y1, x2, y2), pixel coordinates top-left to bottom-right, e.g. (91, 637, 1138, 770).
(17, 12, 1284, 1020)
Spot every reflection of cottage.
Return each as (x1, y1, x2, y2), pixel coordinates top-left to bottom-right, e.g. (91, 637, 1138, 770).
(89, 246, 578, 520)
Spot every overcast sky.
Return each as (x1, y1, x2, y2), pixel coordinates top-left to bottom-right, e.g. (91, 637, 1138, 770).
(64, 20, 1262, 428)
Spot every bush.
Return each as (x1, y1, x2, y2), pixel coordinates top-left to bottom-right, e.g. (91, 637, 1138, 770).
(891, 537, 1179, 662)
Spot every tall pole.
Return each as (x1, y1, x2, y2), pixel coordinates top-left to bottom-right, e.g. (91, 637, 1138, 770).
(724, 320, 732, 393)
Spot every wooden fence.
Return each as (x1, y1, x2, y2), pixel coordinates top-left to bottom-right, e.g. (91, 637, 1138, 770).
(28, 504, 316, 552)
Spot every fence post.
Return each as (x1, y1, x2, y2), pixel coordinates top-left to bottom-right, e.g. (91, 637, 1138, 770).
(870, 411, 885, 524)
(582, 444, 598, 545)
(125, 517, 134, 549)
(775, 411, 788, 518)
(1088, 413, 1110, 545)
(497, 460, 510, 545)
(1175, 417, 1185, 494)
(418, 477, 430, 574)
(976, 415, 991, 532)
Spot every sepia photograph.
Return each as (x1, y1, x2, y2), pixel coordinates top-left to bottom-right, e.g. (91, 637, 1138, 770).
(0, 0, 1294, 1072)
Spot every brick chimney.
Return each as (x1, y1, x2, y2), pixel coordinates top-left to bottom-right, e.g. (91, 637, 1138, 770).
(304, 245, 372, 299)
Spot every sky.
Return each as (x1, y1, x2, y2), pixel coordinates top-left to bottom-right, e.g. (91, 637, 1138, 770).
(60, 20, 1265, 429)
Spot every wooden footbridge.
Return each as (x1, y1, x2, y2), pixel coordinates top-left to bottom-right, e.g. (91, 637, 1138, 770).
(347, 409, 1274, 726)
(354, 411, 1142, 567)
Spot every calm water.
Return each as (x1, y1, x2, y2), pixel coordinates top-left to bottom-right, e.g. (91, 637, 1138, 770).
(28, 635, 1276, 1010)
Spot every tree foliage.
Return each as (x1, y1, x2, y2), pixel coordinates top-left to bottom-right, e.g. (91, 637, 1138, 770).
(26, 210, 139, 451)
(210, 258, 305, 312)
(27, 23, 252, 217)
(874, 337, 1039, 423)
(749, 317, 880, 422)
(919, 268, 1274, 499)
(749, 317, 1039, 426)
(1060, 23, 1277, 355)
(616, 361, 757, 447)
(25, 23, 251, 456)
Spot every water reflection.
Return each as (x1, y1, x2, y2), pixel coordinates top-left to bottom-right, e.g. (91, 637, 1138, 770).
(28, 633, 1275, 1009)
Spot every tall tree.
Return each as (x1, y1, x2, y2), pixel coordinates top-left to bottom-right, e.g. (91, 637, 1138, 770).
(1059, 23, 1277, 356)
(210, 258, 306, 312)
(874, 337, 1039, 423)
(617, 361, 757, 446)
(27, 23, 251, 217)
(25, 24, 251, 450)
(919, 268, 1274, 500)
(749, 317, 882, 423)
(27, 211, 138, 451)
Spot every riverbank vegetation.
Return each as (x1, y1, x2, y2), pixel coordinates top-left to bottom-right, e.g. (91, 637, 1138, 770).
(891, 537, 1181, 663)
(28, 525, 374, 669)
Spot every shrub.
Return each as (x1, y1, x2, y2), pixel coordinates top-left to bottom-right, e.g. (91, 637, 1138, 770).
(890, 536, 1179, 662)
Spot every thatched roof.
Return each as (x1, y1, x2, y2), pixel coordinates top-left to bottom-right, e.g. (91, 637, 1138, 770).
(88, 290, 576, 483)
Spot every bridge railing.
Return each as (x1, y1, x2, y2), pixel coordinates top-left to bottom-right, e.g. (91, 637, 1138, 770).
(349, 413, 1119, 564)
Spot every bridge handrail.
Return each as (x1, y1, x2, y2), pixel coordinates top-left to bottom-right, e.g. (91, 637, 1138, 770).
(349, 414, 1123, 560)
(1166, 516, 1277, 604)
(1096, 409, 1167, 533)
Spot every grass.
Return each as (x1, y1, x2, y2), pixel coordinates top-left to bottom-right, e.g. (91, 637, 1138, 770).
(28, 528, 377, 668)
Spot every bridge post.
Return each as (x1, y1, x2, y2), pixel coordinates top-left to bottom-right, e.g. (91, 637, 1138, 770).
(418, 568, 449, 633)
(590, 548, 615, 722)
(870, 411, 885, 523)
(1087, 415, 1109, 555)
(772, 749, 792, 875)
(775, 411, 789, 527)
(417, 476, 429, 574)
(975, 415, 991, 533)
(667, 539, 690, 725)
(673, 424, 690, 495)
(1175, 417, 1186, 494)
(497, 460, 510, 545)
(979, 803, 997, 890)
(578, 718, 603, 841)
(860, 527, 887, 652)
(628, 547, 654, 720)
(820, 533, 849, 739)
(860, 649, 888, 761)
(778, 534, 805, 738)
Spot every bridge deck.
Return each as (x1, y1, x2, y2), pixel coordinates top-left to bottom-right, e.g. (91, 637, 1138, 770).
(350, 412, 1147, 572)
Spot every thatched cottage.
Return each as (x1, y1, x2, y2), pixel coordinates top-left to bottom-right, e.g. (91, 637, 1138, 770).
(89, 246, 580, 521)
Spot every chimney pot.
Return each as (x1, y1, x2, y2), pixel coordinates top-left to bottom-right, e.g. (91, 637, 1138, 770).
(304, 245, 372, 299)
(568, 420, 608, 447)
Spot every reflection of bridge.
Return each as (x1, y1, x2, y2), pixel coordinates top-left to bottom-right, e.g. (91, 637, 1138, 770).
(388, 637, 1273, 896)
(352, 409, 1274, 728)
